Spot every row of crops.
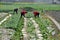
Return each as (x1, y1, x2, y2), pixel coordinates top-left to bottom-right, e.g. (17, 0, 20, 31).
(11, 17, 24, 40)
(34, 15, 56, 40)
(19, 16, 55, 40)
(0, 13, 24, 40)
(1, 13, 20, 28)
(27, 19, 36, 40)
(24, 18, 53, 40)
(20, 17, 55, 40)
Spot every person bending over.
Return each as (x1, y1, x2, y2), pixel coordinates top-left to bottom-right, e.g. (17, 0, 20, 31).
(21, 10, 27, 17)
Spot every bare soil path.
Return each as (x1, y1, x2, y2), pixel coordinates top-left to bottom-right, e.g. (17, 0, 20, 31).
(22, 18, 30, 40)
(0, 14, 11, 25)
(46, 10, 60, 24)
(46, 15, 60, 30)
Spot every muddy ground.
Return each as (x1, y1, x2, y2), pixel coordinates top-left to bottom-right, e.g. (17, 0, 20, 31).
(45, 10, 60, 40)
(46, 10, 60, 24)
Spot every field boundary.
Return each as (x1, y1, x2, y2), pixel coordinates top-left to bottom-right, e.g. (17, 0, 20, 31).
(46, 14, 60, 30)
(0, 14, 11, 25)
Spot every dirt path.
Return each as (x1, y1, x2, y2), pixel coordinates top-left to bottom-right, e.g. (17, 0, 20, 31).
(0, 28, 14, 40)
(0, 13, 8, 18)
(0, 14, 11, 25)
(30, 18, 43, 40)
(22, 18, 30, 40)
(46, 10, 60, 24)
(46, 15, 60, 30)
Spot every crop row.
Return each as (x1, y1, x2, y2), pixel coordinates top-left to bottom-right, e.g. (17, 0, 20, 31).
(1, 13, 20, 28)
(10, 17, 24, 40)
(34, 16, 55, 40)
(27, 19, 36, 40)
(0, 13, 24, 40)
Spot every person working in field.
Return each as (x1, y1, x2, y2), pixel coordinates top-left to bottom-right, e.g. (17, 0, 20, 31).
(21, 9, 27, 17)
(33, 10, 40, 17)
(14, 8, 18, 14)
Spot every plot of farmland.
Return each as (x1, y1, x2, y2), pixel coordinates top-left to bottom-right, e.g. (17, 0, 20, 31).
(0, 2, 60, 40)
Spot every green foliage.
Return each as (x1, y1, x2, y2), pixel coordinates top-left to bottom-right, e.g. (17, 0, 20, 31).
(27, 19, 38, 39)
(25, 12, 34, 18)
(0, 12, 24, 40)
(0, 2, 60, 12)
(34, 16, 53, 40)
(22, 7, 36, 12)
(1, 13, 20, 29)
(10, 17, 24, 40)
(27, 20, 35, 33)
(0, 2, 60, 40)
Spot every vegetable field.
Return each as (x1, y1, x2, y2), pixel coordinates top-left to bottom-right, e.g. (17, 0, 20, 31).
(0, 2, 60, 40)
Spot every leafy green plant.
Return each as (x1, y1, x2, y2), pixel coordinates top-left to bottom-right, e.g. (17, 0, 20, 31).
(10, 18, 24, 40)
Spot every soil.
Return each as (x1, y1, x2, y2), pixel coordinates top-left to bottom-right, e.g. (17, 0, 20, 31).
(46, 10, 60, 24)
(45, 10, 60, 40)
